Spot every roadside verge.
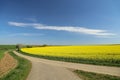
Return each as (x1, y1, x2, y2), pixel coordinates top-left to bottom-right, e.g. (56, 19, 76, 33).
(0, 51, 31, 80)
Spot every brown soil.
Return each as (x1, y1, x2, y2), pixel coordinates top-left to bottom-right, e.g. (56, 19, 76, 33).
(0, 53, 17, 78)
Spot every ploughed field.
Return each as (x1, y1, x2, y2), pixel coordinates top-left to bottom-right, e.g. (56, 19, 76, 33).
(21, 45, 120, 66)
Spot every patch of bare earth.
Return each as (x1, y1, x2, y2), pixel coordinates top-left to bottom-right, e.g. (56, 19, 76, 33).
(0, 53, 17, 78)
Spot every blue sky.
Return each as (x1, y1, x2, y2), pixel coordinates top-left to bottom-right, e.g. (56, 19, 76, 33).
(0, 0, 120, 45)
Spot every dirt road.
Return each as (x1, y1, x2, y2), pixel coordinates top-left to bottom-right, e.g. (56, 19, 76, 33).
(13, 51, 120, 80)
(13, 51, 81, 80)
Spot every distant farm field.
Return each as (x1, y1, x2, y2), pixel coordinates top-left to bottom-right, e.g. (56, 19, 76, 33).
(21, 45, 120, 66)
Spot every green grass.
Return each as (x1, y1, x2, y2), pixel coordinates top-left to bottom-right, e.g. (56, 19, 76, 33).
(19, 50, 120, 67)
(75, 70, 120, 80)
(0, 45, 16, 59)
(0, 45, 16, 49)
(0, 50, 5, 59)
(0, 52, 31, 80)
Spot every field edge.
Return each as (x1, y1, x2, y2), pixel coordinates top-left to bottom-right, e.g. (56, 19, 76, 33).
(0, 51, 32, 80)
(74, 70, 120, 80)
(19, 50, 120, 67)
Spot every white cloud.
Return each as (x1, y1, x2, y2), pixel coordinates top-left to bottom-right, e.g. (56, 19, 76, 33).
(8, 22, 42, 27)
(9, 33, 44, 37)
(35, 26, 116, 36)
(8, 22, 27, 27)
(8, 21, 116, 37)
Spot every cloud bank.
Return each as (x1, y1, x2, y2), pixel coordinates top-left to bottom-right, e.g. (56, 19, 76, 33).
(8, 22, 116, 37)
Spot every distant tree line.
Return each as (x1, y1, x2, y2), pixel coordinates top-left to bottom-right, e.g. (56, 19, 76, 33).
(16, 44, 48, 51)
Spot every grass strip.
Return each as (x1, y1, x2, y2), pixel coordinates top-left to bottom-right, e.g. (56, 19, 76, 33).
(19, 50, 120, 67)
(0, 45, 16, 59)
(0, 52, 31, 80)
(0, 50, 5, 59)
(75, 70, 120, 80)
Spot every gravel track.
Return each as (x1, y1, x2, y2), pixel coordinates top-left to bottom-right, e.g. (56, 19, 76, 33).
(13, 51, 120, 80)
(13, 51, 81, 80)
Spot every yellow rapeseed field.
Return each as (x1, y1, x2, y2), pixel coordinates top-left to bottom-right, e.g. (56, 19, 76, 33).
(21, 45, 120, 61)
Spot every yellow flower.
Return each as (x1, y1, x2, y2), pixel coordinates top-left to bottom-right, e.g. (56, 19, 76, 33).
(21, 45, 120, 61)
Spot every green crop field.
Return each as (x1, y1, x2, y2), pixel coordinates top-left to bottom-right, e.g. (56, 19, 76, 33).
(0, 45, 16, 49)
